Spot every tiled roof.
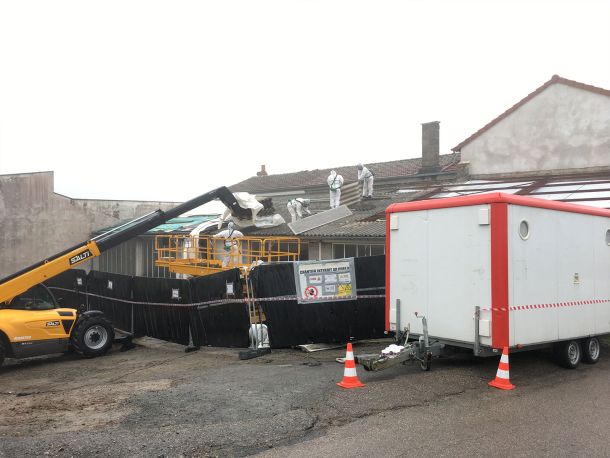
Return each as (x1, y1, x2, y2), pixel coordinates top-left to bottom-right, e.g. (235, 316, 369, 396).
(452, 75, 610, 152)
(230, 154, 460, 193)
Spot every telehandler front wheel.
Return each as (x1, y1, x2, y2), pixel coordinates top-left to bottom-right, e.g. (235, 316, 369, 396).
(71, 315, 114, 358)
(0, 339, 5, 369)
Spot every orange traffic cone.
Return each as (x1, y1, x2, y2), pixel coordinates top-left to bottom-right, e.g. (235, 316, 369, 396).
(488, 346, 515, 390)
(337, 343, 365, 389)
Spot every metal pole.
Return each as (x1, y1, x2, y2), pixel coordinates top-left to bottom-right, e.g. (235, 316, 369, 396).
(422, 316, 429, 349)
(131, 303, 135, 335)
(395, 299, 401, 339)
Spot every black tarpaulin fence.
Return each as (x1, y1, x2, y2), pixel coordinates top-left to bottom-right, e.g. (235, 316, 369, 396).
(43, 256, 385, 350)
(132, 277, 192, 345)
(86, 271, 134, 332)
(189, 269, 250, 348)
(249, 255, 386, 348)
(45, 268, 88, 309)
(44, 269, 249, 347)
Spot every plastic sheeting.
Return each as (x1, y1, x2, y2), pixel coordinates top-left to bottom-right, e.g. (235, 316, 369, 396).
(219, 192, 286, 229)
(189, 269, 250, 348)
(250, 255, 386, 348)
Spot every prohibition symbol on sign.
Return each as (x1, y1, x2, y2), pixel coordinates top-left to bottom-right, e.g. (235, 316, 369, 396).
(304, 286, 319, 299)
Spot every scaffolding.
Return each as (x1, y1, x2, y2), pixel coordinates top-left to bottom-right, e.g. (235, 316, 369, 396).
(154, 234, 301, 277)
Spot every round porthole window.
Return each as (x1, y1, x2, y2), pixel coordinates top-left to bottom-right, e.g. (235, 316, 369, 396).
(606, 229, 610, 246)
(519, 220, 530, 240)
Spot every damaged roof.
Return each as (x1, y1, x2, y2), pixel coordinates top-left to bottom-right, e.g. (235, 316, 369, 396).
(230, 154, 461, 193)
(207, 192, 420, 239)
(221, 172, 610, 239)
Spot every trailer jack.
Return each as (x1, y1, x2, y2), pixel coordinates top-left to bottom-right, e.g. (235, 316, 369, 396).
(357, 314, 441, 372)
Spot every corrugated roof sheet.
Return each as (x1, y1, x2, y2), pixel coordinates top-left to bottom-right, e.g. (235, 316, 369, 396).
(96, 215, 219, 235)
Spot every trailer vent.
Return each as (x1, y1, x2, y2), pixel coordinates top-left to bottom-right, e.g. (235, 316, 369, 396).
(606, 229, 610, 246)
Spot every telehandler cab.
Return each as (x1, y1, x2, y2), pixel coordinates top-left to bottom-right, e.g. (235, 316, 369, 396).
(0, 187, 248, 368)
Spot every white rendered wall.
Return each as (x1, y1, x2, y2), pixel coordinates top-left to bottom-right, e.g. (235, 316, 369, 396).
(460, 83, 610, 175)
(389, 205, 492, 345)
(508, 205, 610, 346)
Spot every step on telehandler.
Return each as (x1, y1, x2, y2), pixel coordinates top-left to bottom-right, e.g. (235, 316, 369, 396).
(0, 187, 249, 368)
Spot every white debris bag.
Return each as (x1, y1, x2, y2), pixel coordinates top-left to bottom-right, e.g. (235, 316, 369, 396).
(218, 192, 285, 229)
(381, 344, 405, 357)
(249, 324, 270, 348)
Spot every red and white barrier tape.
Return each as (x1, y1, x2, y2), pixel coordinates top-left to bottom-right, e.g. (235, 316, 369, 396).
(480, 299, 610, 313)
(47, 287, 384, 308)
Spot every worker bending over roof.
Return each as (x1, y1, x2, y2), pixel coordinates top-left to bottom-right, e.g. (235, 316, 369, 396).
(357, 163, 374, 198)
(287, 198, 311, 223)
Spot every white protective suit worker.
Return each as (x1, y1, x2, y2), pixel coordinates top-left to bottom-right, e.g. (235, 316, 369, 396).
(214, 222, 244, 267)
(327, 170, 344, 209)
(357, 163, 374, 198)
(286, 198, 311, 223)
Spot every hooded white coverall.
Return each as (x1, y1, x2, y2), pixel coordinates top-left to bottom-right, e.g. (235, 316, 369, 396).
(357, 164, 374, 198)
(214, 223, 244, 267)
(327, 171, 344, 209)
(287, 198, 311, 223)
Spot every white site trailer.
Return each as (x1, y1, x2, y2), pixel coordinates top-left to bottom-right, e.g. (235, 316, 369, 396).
(379, 192, 610, 370)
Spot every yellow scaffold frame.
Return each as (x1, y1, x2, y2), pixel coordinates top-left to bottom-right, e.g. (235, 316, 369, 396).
(154, 234, 301, 277)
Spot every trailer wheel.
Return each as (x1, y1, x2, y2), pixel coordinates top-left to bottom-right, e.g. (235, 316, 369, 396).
(582, 337, 601, 364)
(71, 315, 114, 358)
(420, 352, 432, 371)
(554, 340, 581, 369)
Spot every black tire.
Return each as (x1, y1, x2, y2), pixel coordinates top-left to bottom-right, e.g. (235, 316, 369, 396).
(71, 314, 114, 358)
(554, 340, 581, 369)
(582, 337, 601, 364)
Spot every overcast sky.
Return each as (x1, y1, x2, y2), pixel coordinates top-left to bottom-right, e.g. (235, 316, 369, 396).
(1, 0, 609, 203)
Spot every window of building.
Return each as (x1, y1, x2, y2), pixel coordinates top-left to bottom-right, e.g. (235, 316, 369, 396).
(332, 243, 385, 259)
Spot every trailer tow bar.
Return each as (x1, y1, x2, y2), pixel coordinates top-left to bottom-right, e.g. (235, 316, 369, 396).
(357, 313, 440, 372)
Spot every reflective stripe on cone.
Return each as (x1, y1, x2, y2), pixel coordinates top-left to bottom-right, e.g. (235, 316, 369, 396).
(337, 342, 365, 389)
(488, 346, 515, 391)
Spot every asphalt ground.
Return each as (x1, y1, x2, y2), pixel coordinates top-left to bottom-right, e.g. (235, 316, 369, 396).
(0, 337, 609, 457)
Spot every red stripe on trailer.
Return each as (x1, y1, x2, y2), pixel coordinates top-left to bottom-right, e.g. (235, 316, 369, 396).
(386, 192, 610, 218)
(385, 215, 391, 331)
(491, 203, 510, 349)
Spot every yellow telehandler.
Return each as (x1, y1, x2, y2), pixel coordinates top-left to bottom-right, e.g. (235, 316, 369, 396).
(0, 187, 249, 368)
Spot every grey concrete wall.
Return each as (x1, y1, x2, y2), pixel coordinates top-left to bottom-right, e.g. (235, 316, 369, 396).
(460, 83, 610, 175)
(0, 171, 180, 278)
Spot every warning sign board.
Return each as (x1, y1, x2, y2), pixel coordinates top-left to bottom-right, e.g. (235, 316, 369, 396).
(294, 258, 357, 304)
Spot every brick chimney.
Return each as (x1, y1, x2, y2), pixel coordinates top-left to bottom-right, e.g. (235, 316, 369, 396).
(420, 121, 440, 173)
(257, 165, 268, 177)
